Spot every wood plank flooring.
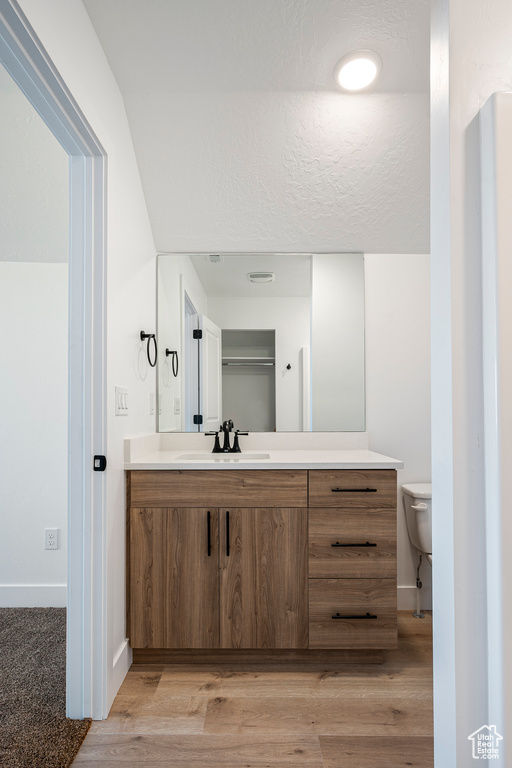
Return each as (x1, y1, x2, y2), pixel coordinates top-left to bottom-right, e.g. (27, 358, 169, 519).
(71, 611, 433, 767)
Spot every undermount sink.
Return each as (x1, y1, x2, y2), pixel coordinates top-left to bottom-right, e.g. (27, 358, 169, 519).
(175, 452, 270, 461)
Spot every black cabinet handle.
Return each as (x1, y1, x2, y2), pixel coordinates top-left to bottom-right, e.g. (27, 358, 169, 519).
(331, 541, 377, 548)
(331, 487, 377, 493)
(207, 511, 211, 557)
(226, 511, 230, 556)
(331, 612, 378, 620)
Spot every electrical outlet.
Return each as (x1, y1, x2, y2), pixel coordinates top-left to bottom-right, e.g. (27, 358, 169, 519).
(174, 396, 181, 415)
(45, 528, 59, 550)
(149, 392, 155, 415)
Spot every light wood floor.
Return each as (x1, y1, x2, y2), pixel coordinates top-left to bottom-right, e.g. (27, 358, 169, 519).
(72, 611, 433, 767)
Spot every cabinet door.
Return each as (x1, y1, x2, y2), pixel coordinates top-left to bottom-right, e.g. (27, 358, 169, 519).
(130, 508, 219, 648)
(219, 507, 308, 649)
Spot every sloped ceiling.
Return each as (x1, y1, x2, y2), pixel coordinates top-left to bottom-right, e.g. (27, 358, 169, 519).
(83, 0, 430, 253)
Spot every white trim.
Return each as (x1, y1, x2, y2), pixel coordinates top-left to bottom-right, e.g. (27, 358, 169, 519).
(109, 639, 132, 718)
(480, 91, 512, 758)
(112, 639, 132, 688)
(0, 0, 107, 720)
(112, 638, 130, 670)
(0, 585, 67, 607)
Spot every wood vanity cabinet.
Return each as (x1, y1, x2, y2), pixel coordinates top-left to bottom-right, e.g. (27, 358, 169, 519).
(127, 470, 308, 649)
(127, 467, 397, 653)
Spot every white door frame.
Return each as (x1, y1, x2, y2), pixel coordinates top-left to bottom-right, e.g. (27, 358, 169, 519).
(0, 0, 107, 719)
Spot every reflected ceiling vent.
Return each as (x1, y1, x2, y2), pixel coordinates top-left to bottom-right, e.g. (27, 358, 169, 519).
(248, 272, 275, 283)
(208, 254, 222, 263)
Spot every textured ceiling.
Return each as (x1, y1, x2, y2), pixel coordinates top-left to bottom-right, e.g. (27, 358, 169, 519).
(83, 0, 430, 94)
(83, 0, 430, 254)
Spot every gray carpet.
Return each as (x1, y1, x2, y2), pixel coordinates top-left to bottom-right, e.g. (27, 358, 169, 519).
(0, 608, 91, 768)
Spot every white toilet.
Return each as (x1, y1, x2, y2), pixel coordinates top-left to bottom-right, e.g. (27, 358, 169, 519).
(402, 483, 432, 562)
(402, 482, 432, 618)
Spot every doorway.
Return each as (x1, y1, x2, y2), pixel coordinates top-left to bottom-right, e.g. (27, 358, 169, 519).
(0, 63, 69, 603)
(0, 1, 107, 719)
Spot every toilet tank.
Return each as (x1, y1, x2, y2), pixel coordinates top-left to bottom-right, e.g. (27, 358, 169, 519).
(402, 483, 432, 554)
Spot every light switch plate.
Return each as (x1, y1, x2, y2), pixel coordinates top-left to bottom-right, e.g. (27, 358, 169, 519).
(115, 386, 128, 416)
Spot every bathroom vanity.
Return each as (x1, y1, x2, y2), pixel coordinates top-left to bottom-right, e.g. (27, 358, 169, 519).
(125, 437, 403, 662)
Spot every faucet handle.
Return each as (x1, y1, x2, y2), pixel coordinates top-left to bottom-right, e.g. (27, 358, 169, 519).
(230, 430, 248, 453)
(205, 430, 222, 453)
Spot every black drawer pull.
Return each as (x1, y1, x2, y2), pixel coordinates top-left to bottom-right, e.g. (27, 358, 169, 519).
(332, 612, 378, 620)
(207, 511, 212, 557)
(331, 487, 378, 493)
(226, 511, 230, 557)
(331, 541, 377, 548)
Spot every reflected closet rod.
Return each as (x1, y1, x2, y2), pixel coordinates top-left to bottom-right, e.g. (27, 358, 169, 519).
(222, 362, 275, 367)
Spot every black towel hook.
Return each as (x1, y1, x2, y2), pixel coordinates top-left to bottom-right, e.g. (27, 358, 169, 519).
(165, 348, 179, 377)
(140, 331, 158, 367)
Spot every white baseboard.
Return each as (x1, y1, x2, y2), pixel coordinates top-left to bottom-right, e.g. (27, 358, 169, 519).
(106, 638, 132, 719)
(0, 584, 67, 607)
(398, 584, 432, 611)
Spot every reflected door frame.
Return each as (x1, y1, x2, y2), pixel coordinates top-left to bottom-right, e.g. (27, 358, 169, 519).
(183, 290, 199, 431)
(0, 0, 107, 719)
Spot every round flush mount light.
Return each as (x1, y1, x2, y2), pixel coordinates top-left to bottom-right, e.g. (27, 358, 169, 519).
(248, 272, 275, 283)
(334, 50, 382, 92)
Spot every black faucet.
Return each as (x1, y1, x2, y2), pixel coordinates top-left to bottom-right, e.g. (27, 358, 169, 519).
(221, 419, 234, 452)
(205, 421, 248, 453)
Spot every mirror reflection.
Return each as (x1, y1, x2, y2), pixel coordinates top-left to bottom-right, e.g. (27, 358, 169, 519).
(157, 253, 365, 432)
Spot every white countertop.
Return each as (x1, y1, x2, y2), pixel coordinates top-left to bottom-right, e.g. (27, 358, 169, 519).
(125, 448, 403, 471)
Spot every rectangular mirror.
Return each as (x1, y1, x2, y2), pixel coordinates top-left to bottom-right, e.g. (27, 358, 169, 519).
(157, 253, 365, 432)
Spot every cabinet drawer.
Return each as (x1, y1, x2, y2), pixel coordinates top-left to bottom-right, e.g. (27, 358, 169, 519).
(308, 470, 396, 508)
(308, 579, 397, 649)
(129, 470, 308, 508)
(308, 509, 396, 578)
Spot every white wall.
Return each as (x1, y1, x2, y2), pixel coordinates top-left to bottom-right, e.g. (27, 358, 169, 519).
(17, 0, 157, 710)
(208, 296, 310, 431)
(312, 253, 365, 432)
(0, 263, 68, 606)
(365, 254, 431, 609)
(0, 71, 68, 262)
(0, 62, 69, 607)
(431, 0, 512, 764)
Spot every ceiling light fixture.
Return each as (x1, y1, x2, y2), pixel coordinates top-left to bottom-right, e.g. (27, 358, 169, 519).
(248, 272, 275, 283)
(334, 50, 382, 92)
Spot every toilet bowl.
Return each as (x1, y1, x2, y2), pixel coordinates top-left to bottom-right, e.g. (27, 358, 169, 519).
(402, 482, 432, 560)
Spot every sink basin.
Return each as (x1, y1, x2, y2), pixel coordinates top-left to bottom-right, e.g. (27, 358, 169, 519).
(175, 452, 270, 461)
